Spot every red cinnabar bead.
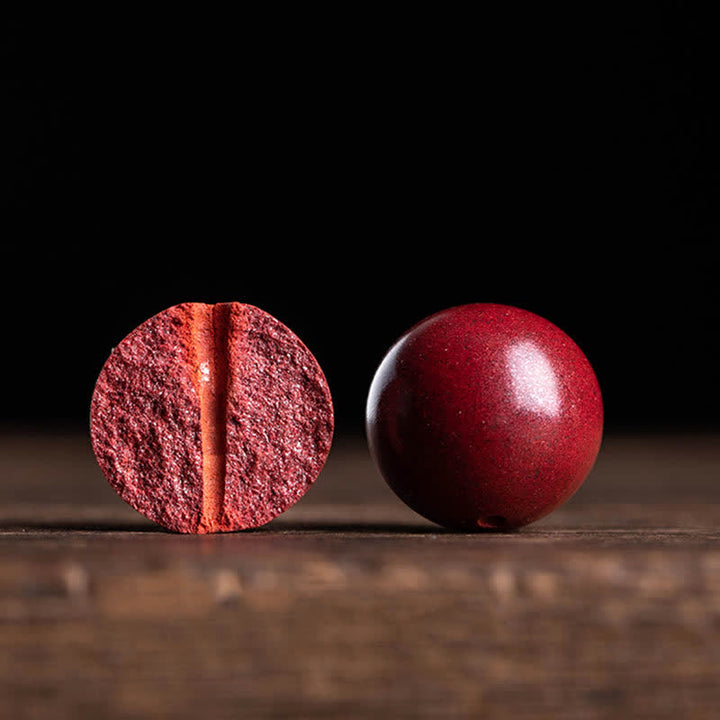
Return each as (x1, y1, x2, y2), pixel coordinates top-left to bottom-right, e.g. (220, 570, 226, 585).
(366, 304, 603, 530)
(91, 302, 334, 533)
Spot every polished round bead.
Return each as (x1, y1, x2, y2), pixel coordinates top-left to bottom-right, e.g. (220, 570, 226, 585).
(366, 304, 603, 530)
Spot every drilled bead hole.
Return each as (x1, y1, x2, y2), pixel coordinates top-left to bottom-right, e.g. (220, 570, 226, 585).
(477, 515, 508, 529)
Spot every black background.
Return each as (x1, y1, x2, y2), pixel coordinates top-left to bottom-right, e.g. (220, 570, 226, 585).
(3, 7, 718, 436)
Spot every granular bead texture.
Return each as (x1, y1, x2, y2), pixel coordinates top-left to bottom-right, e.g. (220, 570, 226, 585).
(366, 304, 603, 530)
(91, 302, 334, 533)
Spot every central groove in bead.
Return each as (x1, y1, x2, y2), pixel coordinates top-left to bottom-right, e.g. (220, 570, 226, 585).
(194, 303, 231, 532)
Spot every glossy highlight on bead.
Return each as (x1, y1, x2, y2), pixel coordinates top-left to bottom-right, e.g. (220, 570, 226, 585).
(365, 303, 604, 530)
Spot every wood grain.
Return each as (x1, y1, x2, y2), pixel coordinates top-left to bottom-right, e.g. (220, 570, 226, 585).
(0, 431, 719, 719)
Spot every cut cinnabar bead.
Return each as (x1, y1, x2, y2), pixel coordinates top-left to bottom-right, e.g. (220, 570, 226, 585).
(90, 302, 334, 533)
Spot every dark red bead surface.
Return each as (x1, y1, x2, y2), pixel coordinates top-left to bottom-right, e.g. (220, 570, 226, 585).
(366, 304, 603, 530)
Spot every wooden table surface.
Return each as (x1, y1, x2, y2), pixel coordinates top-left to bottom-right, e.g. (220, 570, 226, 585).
(0, 430, 719, 719)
